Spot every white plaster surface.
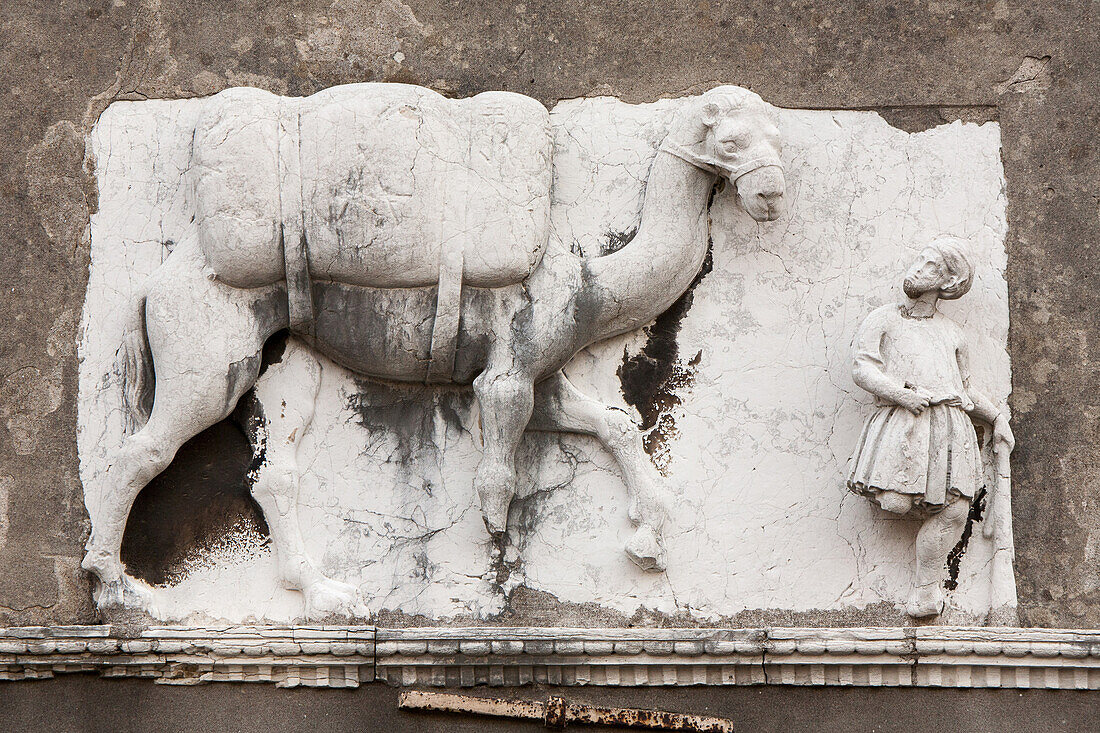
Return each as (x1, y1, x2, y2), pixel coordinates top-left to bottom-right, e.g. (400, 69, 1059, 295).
(80, 93, 1010, 624)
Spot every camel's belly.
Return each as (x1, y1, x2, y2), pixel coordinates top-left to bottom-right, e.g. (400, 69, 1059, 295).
(304, 281, 488, 385)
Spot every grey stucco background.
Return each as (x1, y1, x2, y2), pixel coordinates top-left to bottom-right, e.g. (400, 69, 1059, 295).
(1, 0, 1098, 628)
(2, 679, 1100, 732)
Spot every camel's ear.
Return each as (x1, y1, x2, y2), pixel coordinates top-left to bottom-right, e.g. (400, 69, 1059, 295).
(701, 102, 722, 128)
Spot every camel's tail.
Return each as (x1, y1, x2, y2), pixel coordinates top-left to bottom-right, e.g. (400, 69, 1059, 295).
(114, 287, 154, 435)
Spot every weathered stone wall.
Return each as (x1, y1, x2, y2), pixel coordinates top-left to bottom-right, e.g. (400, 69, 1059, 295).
(3, 677, 1100, 732)
(1, 0, 1097, 630)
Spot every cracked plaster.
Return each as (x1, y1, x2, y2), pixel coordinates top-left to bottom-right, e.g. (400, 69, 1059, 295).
(79, 91, 1011, 625)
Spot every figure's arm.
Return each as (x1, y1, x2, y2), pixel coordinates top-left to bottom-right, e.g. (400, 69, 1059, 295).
(958, 337, 1015, 451)
(852, 309, 928, 414)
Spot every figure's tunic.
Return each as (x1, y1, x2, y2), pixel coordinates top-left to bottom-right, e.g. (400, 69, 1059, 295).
(846, 304, 983, 513)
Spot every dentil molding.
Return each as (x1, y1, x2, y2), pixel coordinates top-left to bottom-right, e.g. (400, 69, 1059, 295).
(3, 625, 1100, 690)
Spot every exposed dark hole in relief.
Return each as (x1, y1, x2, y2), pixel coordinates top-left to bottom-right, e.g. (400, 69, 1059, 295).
(119, 332, 292, 586)
(257, 328, 290, 377)
(120, 419, 269, 586)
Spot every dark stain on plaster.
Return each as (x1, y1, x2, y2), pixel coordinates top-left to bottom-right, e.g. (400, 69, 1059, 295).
(256, 329, 289, 379)
(617, 237, 713, 473)
(486, 435, 585, 591)
(601, 226, 637, 256)
(120, 419, 269, 586)
(945, 487, 987, 592)
(346, 379, 474, 481)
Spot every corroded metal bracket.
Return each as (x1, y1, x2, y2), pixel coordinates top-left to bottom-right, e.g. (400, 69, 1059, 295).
(399, 690, 735, 731)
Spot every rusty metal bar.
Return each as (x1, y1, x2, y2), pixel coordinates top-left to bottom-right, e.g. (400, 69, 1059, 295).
(398, 690, 735, 731)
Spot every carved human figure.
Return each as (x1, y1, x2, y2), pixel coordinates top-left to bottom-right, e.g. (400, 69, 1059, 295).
(846, 237, 1014, 618)
(81, 83, 786, 615)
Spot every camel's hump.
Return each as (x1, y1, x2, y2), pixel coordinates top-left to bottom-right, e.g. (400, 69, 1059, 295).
(193, 84, 552, 290)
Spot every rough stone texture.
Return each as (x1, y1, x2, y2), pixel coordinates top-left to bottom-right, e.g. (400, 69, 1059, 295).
(1, 0, 1097, 633)
(2, 677, 1100, 733)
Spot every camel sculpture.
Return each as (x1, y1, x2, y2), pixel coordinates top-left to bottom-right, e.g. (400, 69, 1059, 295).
(81, 83, 786, 615)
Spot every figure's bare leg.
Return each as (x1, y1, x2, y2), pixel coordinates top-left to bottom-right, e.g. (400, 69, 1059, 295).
(247, 344, 363, 618)
(472, 369, 534, 535)
(908, 497, 969, 618)
(530, 371, 671, 571)
(82, 244, 282, 610)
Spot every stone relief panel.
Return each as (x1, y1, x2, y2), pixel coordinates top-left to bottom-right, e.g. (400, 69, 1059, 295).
(79, 84, 1012, 625)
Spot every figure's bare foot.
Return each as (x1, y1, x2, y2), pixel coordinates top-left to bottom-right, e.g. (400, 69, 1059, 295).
(304, 577, 367, 619)
(625, 524, 666, 572)
(906, 583, 945, 619)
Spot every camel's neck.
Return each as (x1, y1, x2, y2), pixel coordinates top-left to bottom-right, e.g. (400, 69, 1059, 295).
(582, 141, 717, 343)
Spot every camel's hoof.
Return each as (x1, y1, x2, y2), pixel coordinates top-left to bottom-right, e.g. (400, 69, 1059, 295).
(82, 548, 120, 581)
(483, 516, 509, 541)
(625, 525, 666, 572)
(94, 575, 158, 613)
(906, 584, 946, 619)
(478, 493, 512, 537)
(305, 578, 367, 619)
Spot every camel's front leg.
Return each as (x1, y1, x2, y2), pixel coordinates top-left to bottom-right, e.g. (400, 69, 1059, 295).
(531, 371, 671, 571)
(473, 370, 535, 535)
(247, 343, 364, 618)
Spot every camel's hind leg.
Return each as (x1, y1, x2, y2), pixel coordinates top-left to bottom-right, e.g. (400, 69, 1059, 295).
(246, 342, 365, 618)
(530, 371, 672, 571)
(472, 369, 535, 535)
(82, 243, 285, 610)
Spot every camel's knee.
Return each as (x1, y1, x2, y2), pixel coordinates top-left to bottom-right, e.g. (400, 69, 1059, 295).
(929, 498, 969, 536)
(598, 408, 640, 451)
(249, 460, 300, 513)
(945, 497, 971, 523)
(111, 430, 177, 485)
(474, 371, 528, 400)
(474, 373, 535, 430)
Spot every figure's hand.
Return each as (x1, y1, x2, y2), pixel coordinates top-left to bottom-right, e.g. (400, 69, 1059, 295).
(993, 413, 1015, 453)
(895, 388, 930, 415)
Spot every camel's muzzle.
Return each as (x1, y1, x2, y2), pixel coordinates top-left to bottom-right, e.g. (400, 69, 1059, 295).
(736, 164, 787, 222)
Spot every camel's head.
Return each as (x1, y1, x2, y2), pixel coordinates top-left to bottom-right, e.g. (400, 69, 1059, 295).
(666, 86, 787, 222)
(701, 87, 786, 222)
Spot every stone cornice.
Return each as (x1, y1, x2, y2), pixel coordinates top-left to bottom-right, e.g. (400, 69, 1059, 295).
(3, 625, 1100, 689)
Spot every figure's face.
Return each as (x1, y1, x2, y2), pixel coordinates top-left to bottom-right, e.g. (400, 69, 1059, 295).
(903, 248, 949, 298)
(705, 105, 786, 222)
